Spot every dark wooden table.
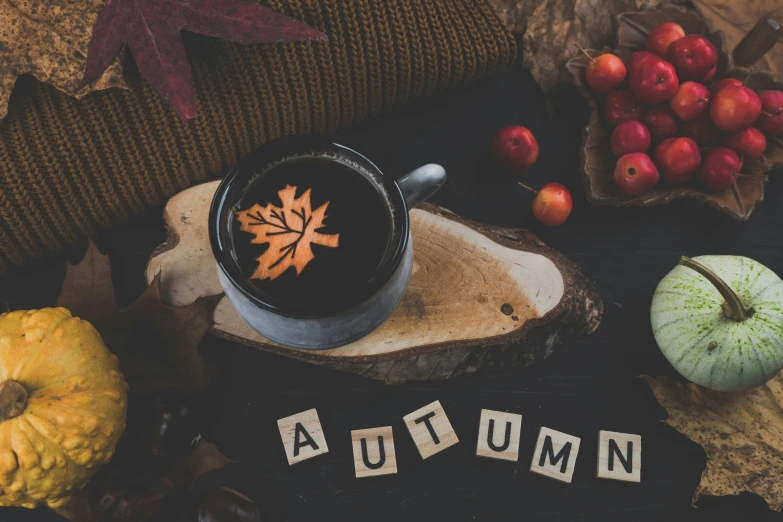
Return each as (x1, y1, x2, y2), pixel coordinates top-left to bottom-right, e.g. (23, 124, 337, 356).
(2, 54, 783, 522)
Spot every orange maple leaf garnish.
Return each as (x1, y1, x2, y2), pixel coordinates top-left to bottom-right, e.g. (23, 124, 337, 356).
(235, 185, 340, 281)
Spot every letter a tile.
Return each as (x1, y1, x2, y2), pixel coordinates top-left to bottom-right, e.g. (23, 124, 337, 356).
(597, 431, 641, 483)
(403, 400, 459, 459)
(351, 426, 397, 478)
(530, 427, 581, 483)
(476, 409, 522, 462)
(277, 408, 329, 465)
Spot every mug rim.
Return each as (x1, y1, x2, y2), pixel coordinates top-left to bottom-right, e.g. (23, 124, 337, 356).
(209, 135, 410, 320)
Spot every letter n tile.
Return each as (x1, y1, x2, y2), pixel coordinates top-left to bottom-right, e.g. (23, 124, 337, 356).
(597, 430, 641, 483)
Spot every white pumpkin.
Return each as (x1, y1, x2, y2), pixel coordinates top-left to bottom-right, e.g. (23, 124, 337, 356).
(651, 255, 783, 392)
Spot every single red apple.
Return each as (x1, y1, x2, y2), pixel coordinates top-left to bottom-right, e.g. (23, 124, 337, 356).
(670, 81, 710, 121)
(645, 22, 686, 58)
(681, 115, 720, 146)
(700, 147, 742, 190)
(653, 137, 701, 184)
(492, 125, 539, 170)
(614, 153, 660, 196)
(584, 53, 627, 94)
(701, 66, 717, 83)
(666, 34, 718, 82)
(710, 84, 762, 131)
(643, 106, 681, 141)
(626, 50, 656, 87)
(757, 90, 783, 136)
(710, 77, 742, 97)
(726, 127, 767, 161)
(627, 50, 658, 73)
(628, 51, 679, 104)
(531, 183, 573, 226)
(611, 120, 651, 156)
(604, 90, 646, 125)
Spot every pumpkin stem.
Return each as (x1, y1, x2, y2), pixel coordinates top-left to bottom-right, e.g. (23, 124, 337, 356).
(0, 380, 27, 421)
(678, 256, 753, 322)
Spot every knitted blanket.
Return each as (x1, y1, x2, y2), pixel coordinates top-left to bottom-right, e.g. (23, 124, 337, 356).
(0, 0, 515, 272)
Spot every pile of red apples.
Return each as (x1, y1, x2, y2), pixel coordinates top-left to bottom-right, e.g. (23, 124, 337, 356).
(582, 22, 783, 197)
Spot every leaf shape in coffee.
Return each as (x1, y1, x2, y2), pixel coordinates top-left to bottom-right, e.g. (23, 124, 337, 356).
(236, 185, 340, 281)
(643, 374, 783, 511)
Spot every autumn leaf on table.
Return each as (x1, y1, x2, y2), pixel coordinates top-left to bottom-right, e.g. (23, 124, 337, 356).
(57, 241, 118, 321)
(236, 185, 339, 281)
(521, 0, 654, 91)
(94, 276, 222, 396)
(515, 0, 689, 91)
(643, 375, 783, 511)
(55, 245, 235, 522)
(81, 0, 327, 124)
(58, 243, 221, 395)
(0, 0, 125, 121)
(486, 0, 533, 33)
(693, 0, 783, 77)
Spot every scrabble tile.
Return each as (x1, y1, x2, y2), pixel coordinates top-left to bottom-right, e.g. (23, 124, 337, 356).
(476, 409, 522, 462)
(529, 427, 581, 483)
(351, 426, 397, 478)
(403, 400, 459, 459)
(277, 408, 329, 465)
(597, 431, 641, 483)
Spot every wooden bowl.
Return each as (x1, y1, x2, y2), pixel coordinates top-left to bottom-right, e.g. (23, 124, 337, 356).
(564, 5, 783, 222)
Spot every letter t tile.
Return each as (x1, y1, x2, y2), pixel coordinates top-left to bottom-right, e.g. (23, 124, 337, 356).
(403, 400, 459, 459)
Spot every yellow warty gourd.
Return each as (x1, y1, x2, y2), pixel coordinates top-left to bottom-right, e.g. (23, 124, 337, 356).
(0, 308, 127, 508)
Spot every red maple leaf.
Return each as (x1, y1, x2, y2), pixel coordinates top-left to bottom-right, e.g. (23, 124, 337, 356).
(81, 0, 327, 124)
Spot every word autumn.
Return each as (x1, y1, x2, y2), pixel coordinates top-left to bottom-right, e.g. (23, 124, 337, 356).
(277, 401, 641, 484)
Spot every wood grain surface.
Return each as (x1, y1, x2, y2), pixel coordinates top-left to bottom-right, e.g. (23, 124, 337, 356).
(148, 182, 600, 383)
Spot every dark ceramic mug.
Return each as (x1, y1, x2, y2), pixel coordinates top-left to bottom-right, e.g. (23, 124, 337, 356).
(209, 137, 445, 350)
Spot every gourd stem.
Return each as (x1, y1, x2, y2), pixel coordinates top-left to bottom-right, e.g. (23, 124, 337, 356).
(0, 380, 27, 421)
(678, 256, 752, 322)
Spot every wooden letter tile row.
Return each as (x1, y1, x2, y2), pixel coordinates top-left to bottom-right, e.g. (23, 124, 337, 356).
(277, 403, 641, 483)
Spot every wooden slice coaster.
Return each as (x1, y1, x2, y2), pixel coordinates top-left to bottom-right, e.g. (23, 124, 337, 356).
(146, 181, 602, 384)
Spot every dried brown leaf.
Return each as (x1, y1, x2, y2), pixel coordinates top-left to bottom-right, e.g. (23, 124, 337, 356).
(486, 0, 535, 33)
(95, 276, 222, 396)
(522, 0, 680, 90)
(188, 439, 234, 488)
(0, 0, 126, 120)
(57, 242, 221, 395)
(57, 240, 117, 322)
(693, 0, 783, 77)
(643, 374, 783, 511)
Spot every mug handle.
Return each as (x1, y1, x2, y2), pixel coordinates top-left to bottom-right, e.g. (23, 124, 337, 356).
(396, 164, 446, 209)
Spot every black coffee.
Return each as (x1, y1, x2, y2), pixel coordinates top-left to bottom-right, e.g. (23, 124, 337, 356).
(229, 154, 395, 313)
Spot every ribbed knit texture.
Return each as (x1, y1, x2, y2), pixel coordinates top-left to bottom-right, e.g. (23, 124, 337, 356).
(0, 0, 515, 272)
